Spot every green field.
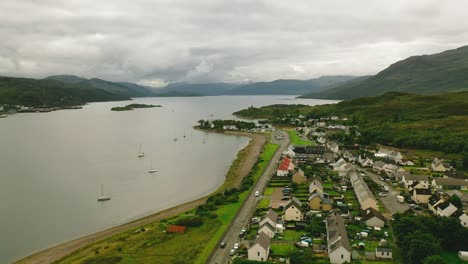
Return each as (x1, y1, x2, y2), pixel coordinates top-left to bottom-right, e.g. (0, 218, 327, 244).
(270, 243, 295, 256)
(285, 129, 315, 146)
(56, 142, 280, 264)
(263, 187, 275, 196)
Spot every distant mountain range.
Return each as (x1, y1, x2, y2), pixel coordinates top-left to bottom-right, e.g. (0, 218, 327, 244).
(156, 75, 358, 96)
(300, 45, 468, 99)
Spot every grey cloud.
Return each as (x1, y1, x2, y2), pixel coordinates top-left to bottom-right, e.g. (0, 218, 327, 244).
(1, 0, 468, 86)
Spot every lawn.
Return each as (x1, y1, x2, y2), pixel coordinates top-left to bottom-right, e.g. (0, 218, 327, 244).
(281, 230, 304, 241)
(441, 250, 468, 264)
(263, 187, 275, 196)
(258, 197, 271, 209)
(270, 243, 295, 256)
(285, 129, 315, 146)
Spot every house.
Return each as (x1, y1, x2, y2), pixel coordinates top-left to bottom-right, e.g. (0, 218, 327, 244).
(327, 141, 340, 154)
(411, 188, 432, 204)
(324, 152, 337, 163)
(317, 136, 326, 144)
(248, 232, 271, 262)
(362, 208, 386, 228)
(222, 125, 238, 130)
(343, 151, 357, 162)
(276, 157, 294, 176)
(402, 174, 430, 189)
(358, 156, 374, 167)
(408, 181, 427, 192)
(338, 164, 354, 177)
(382, 164, 406, 176)
(459, 213, 468, 228)
(283, 197, 304, 221)
(353, 176, 378, 210)
(292, 169, 307, 184)
(373, 161, 386, 172)
(260, 209, 278, 229)
(375, 248, 393, 260)
(428, 196, 457, 217)
(326, 212, 352, 264)
(309, 178, 324, 194)
(331, 158, 347, 171)
(282, 148, 295, 158)
(401, 160, 415, 166)
(431, 158, 451, 172)
(308, 193, 333, 211)
(376, 148, 403, 163)
(432, 178, 468, 190)
(258, 222, 275, 238)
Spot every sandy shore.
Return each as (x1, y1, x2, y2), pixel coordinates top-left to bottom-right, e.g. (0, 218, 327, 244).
(15, 131, 266, 264)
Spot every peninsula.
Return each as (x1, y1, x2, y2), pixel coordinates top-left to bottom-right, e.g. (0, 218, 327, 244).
(111, 103, 161, 111)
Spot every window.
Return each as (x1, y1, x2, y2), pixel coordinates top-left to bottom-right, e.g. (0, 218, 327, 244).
(258, 252, 260, 256)
(341, 254, 344, 259)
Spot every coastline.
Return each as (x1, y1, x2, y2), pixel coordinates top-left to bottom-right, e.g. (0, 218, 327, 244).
(15, 130, 266, 264)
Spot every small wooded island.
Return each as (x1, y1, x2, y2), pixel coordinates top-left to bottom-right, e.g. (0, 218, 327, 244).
(111, 104, 161, 111)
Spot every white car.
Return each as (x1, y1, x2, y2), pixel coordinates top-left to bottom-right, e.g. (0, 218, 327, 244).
(233, 242, 239, 249)
(229, 249, 236, 256)
(255, 191, 260, 197)
(378, 192, 387, 197)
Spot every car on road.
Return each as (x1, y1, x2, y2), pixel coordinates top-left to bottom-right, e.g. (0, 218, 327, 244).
(379, 176, 384, 181)
(233, 242, 239, 249)
(378, 192, 387, 197)
(220, 241, 226, 248)
(239, 229, 245, 238)
(255, 191, 260, 197)
(229, 249, 236, 256)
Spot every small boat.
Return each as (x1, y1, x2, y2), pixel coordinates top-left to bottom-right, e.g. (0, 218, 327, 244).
(97, 184, 111, 202)
(138, 144, 144, 158)
(148, 161, 157, 173)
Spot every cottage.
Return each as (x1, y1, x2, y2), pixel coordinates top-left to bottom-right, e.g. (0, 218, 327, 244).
(292, 169, 307, 184)
(411, 188, 432, 204)
(277, 157, 294, 176)
(309, 178, 324, 194)
(343, 150, 357, 162)
(222, 125, 238, 130)
(459, 213, 468, 228)
(375, 248, 393, 260)
(308, 193, 333, 211)
(283, 197, 304, 221)
(353, 176, 378, 210)
(376, 148, 403, 163)
(327, 141, 340, 154)
(260, 209, 278, 229)
(248, 232, 271, 262)
(428, 195, 457, 217)
(431, 178, 468, 190)
(373, 161, 386, 172)
(402, 174, 430, 189)
(358, 156, 374, 167)
(363, 208, 386, 228)
(431, 158, 451, 172)
(258, 222, 275, 238)
(331, 158, 347, 171)
(326, 212, 352, 264)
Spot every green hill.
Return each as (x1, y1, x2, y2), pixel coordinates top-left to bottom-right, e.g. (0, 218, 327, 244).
(236, 91, 468, 154)
(0, 76, 128, 107)
(300, 45, 468, 99)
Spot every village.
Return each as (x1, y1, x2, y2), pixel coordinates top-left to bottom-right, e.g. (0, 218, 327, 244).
(222, 115, 468, 264)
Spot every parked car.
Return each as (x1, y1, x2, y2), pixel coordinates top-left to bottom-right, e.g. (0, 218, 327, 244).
(251, 217, 261, 223)
(255, 191, 260, 197)
(229, 249, 236, 256)
(233, 242, 239, 249)
(239, 230, 245, 238)
(296, 241, 309, 248)
(220, 241, 226, 248)
(379, 192, 387, 197)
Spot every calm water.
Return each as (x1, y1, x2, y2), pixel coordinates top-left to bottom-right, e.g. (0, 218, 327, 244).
(0, 96, 337, 263)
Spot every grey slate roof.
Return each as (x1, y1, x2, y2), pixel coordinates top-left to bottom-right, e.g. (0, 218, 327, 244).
(255, 232, 271, 250)
(264, 209, 278, 223)
(285, 196, 303, 211)
(404, 174, 429, 181)
(362, 207, 385, 222)
(326, 212, 352, 254)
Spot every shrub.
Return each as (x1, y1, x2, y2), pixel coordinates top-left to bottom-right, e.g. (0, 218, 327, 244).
(175, 215, 204, 227)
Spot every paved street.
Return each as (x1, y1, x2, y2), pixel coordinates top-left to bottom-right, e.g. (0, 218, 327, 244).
(209, 130, 290, 264)
(360, 168, 409, 215)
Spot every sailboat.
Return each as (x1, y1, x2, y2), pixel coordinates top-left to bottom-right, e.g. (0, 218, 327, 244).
(97, 184, 111, 201)
(173, 129, 178, 141)
(183, 130, 186, 138)
(138, 144, 145, 157)
(148, 161, 157, 173)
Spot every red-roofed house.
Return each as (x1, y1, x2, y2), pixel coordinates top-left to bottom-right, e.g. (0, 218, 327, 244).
(277, 157, 294, 176)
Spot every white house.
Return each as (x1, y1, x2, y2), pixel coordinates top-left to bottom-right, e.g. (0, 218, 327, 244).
(276, 157, 294, 176)
(402, 174, 430, 189)
(260, 209, 278, 228)
(358, 156, 374, 167)
(411, 188, 432, 204)
(431, 158, 451, 172)
(376, 148, 403, 163)
(432, 178, 468, 190)
(373, 161, 386, 172)
(376, 248, 393, 260)
(283, 197, 303, 221)
(327, 141, 340, 154)
(326, 212, 352, 264)
(309, 178, 324, 194)
(363, 208, 385, 228)
(248, 233, 271, 262)
(258, 222, 275, 238)
(434, 201, 458, 217)
(459, 213, 468, 228)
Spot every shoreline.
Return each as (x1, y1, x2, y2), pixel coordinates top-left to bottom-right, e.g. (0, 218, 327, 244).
(15, 130, 266, 264)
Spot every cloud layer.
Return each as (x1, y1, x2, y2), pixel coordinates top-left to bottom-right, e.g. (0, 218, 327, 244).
(1, 0, 468, 86)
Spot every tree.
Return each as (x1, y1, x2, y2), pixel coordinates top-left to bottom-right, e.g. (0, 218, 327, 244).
(449, 195, 462, 209)
(463, 154, 468, 168)
(406, 234, 441, 264)
(423, 255, 448, 264)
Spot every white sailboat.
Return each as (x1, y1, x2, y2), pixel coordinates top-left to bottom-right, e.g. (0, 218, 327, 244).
(173, 129, 178, 141)
(148, 161, 157, 173)
(138, 144, 145, 157)
(97, 184, 111, 202)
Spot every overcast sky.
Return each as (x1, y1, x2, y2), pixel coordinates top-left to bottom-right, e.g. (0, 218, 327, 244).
(1, 0, 467, 87)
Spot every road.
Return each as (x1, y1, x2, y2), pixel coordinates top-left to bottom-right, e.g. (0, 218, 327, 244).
(209, 130, 290, 264)
(359, 168, 410, 215)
